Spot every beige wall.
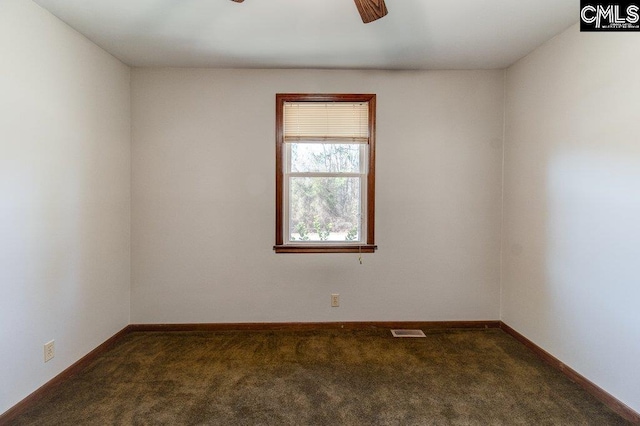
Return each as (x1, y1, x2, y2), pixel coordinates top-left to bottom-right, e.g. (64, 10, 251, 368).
(503, 24, 640, 412)
(0, 0, 131, 413)
(131, 68, 504, 324)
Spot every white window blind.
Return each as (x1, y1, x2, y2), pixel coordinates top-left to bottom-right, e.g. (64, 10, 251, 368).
(283, 102, 369, 142)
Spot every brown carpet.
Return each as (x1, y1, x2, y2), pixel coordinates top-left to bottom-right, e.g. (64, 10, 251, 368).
(10, 328, 630, 425)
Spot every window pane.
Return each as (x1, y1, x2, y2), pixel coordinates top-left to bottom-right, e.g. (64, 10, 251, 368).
(291, 143, 361, 173)
(289, 177, 361, 242)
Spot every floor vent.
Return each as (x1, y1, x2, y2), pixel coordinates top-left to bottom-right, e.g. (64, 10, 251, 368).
(391, 329, 426, 338)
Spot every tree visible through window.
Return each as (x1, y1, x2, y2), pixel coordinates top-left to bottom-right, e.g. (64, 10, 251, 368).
(289, 143, 362, 242)
(274, 94, 377, 253)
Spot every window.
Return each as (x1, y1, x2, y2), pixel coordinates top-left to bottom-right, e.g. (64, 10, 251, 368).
(274, 94, 377, 253)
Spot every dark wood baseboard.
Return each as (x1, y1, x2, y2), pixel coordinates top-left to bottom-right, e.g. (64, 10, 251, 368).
(128, 320, 500, 332)
(0, 325, 132, 425)
(500, 322, 640, 424)
(3, 321, 638, 425)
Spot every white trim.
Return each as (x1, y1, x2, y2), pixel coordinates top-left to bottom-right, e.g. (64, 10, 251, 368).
(288, 172, 363, 178)
(283, 142, 368, 245)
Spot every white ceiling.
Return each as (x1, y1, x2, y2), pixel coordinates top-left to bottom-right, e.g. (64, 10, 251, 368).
(33, 0, 578, 70)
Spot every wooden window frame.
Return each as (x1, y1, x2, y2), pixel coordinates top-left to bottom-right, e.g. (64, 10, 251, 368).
(274, 93, 377, 254)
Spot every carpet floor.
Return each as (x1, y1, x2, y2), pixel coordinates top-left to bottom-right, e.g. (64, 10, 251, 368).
(10, 328, 630, 425)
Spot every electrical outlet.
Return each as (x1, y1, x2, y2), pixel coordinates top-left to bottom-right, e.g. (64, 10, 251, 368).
(331, 293, 340, 307)
(44, 340, 55, 362)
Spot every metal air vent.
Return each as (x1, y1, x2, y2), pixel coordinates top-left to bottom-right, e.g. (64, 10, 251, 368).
(391, 329, 426, 338)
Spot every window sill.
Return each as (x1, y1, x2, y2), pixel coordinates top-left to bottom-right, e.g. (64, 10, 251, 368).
(273, 244, 377, 254)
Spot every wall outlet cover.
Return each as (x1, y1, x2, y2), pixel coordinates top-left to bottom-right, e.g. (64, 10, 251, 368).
(331, 294, 340, 307)
(44, 340, 55, 362)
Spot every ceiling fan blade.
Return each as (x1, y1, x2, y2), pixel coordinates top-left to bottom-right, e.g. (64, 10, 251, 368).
(230, 0, 244, 2)
(353, 0, 388, 23)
